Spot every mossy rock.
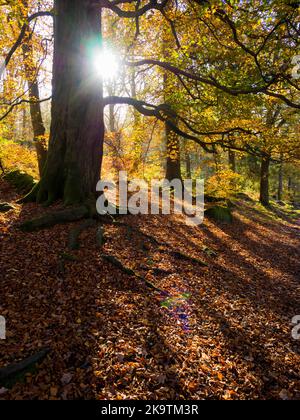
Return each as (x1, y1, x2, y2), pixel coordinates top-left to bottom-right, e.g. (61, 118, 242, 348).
(0, 202, 14, 212)
(205, 205, 233, 223)
(3, 170, 37, 194)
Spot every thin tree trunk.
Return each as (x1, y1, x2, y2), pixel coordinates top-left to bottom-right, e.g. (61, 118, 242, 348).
(288, 177, 292, 193)
(260, 156, 271, 206)
(36, 0, 104, 205)
(278, 156, 283, 201)
(130, 70, 142, 176)
(228, 150, 236, 172)
(22, 106, 27, 140)
(22, 39, 48, 177)
(162, 18, 181, 182)
(21, 1, 47, 177)
(185, 149, 191, 179)
(164, 73, 181, 181)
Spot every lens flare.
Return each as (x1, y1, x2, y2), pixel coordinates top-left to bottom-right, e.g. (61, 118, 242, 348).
(93, 48, 119, 80)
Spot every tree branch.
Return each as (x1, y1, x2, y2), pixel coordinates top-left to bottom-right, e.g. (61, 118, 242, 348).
(4, 11, 53, 69)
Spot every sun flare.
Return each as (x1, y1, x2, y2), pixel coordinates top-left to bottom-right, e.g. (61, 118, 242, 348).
(93, 48, 119, 81)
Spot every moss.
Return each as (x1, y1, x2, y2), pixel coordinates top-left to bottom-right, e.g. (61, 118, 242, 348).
(3, 170, 37, 194)
(205, 205, 233, 223)
(63, 167, 84, 206)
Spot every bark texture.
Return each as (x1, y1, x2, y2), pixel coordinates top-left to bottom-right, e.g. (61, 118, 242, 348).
(36, 0, 104, 205)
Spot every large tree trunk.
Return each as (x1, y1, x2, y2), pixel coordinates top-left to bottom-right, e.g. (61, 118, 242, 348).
(36, 0, 104, 205)
(260, 156, 271, 206)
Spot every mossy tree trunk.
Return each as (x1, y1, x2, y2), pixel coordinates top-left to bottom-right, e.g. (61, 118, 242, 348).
(36, 0, 104, 206)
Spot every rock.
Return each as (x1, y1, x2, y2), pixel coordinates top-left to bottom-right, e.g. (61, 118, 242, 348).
(3, 170, 37, 194)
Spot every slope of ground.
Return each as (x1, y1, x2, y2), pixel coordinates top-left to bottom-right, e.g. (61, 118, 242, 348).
(0, 180, 300, 400)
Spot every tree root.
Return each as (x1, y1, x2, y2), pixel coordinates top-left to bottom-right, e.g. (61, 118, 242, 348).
(96, 226, 107, 248)
(141, 266, 173, 276)
(0, 348, 50, 387)
(113, 222, 164, 246)
(113, 222, 208, 266)
(68, 219, 97, 250)
(202, 245, 218, 257)
(101, 253, 163, 292)
(166, 250, 208, 267)
(19, 206, 89, 232)
(17, 182, 40, 204)
(0, 202, 15, 213)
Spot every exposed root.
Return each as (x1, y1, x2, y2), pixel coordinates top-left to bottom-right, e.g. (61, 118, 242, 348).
(19, 206, 89, 232)
(17, 182, 40, 204)
(96, 226, 106, 248)
(0, 202, 14, 213)
(68, 219, 97, 250)
(101, 253, 163, 292)
(167, 250, 208, 267)
(0, 348, 50, 387)
(113, 222, 208, 267)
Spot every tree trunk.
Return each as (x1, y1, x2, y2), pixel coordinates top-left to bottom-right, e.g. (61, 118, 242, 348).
(260, 156, 270, 206)
(19, 1, 47, 176)
(130, 70, 143, 176)
(288, 177, 292, 193)
(22, 36, 47, 177)
(165, 113, 182, 181)
(162, 18, 181, 182)
(278, 156, 283, 201)
(164, 75, 181, 181)
(185, 149, 191, 179)
(22, 106, 27, 140)
(228, 150, 236, 172)
(36, 0, 104, 205)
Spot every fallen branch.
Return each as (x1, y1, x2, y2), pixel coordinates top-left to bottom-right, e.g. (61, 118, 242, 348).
(0, 348, 50, 387)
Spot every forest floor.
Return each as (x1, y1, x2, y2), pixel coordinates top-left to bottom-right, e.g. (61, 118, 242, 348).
(0, 179, 300, 400)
